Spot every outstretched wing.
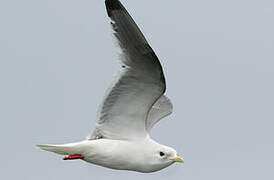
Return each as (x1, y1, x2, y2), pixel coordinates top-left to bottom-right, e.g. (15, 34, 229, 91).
(90, 0, 166, 140)
(146, 95, 173, 132)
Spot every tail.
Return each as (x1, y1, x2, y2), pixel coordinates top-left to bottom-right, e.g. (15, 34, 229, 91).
(36, 143, 78, 155)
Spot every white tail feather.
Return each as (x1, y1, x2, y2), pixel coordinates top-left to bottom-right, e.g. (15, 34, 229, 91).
(36, 144, 75, 155)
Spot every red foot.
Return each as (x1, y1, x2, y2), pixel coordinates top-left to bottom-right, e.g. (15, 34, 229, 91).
(63, 154, 84, 160)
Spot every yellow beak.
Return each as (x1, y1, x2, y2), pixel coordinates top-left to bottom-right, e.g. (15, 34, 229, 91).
(171, 156, 184, 163)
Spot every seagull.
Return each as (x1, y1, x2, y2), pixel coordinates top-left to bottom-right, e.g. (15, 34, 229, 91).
(37, 0, 184, 173)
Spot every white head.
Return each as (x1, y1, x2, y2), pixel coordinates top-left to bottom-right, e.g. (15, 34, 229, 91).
(131, 139, 184, 173)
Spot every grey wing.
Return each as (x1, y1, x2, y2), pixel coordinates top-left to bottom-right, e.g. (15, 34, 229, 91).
(89, 0, 166, 140)
(146, 95, 173, 132)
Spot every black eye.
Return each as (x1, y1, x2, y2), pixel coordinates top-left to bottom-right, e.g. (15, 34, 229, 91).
(159, 152, 165, 156)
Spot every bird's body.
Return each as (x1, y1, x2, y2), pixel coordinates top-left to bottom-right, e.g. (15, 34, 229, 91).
(37, 0, 184, 173)
(39, 138, 175, 173)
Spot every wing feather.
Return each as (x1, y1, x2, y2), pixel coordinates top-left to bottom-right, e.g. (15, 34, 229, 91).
(146, 95, 173, 132)
(90, 0, 166, 140)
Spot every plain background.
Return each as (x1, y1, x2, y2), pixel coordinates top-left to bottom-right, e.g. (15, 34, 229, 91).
(1, 0, 274, 179)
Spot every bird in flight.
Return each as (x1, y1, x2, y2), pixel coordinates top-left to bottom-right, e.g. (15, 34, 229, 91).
(37, 0, 184, 173)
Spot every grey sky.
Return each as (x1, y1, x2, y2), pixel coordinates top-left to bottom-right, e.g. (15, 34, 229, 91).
(1, 0, 274, 179)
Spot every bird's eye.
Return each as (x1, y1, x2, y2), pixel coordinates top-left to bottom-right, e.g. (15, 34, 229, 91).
(159, 152, 165, 156)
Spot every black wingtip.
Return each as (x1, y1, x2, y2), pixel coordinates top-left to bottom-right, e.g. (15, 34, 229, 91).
(105, 0, 124, 17)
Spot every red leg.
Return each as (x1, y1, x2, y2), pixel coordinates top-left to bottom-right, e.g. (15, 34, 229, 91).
(63, 154, 84, 160)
